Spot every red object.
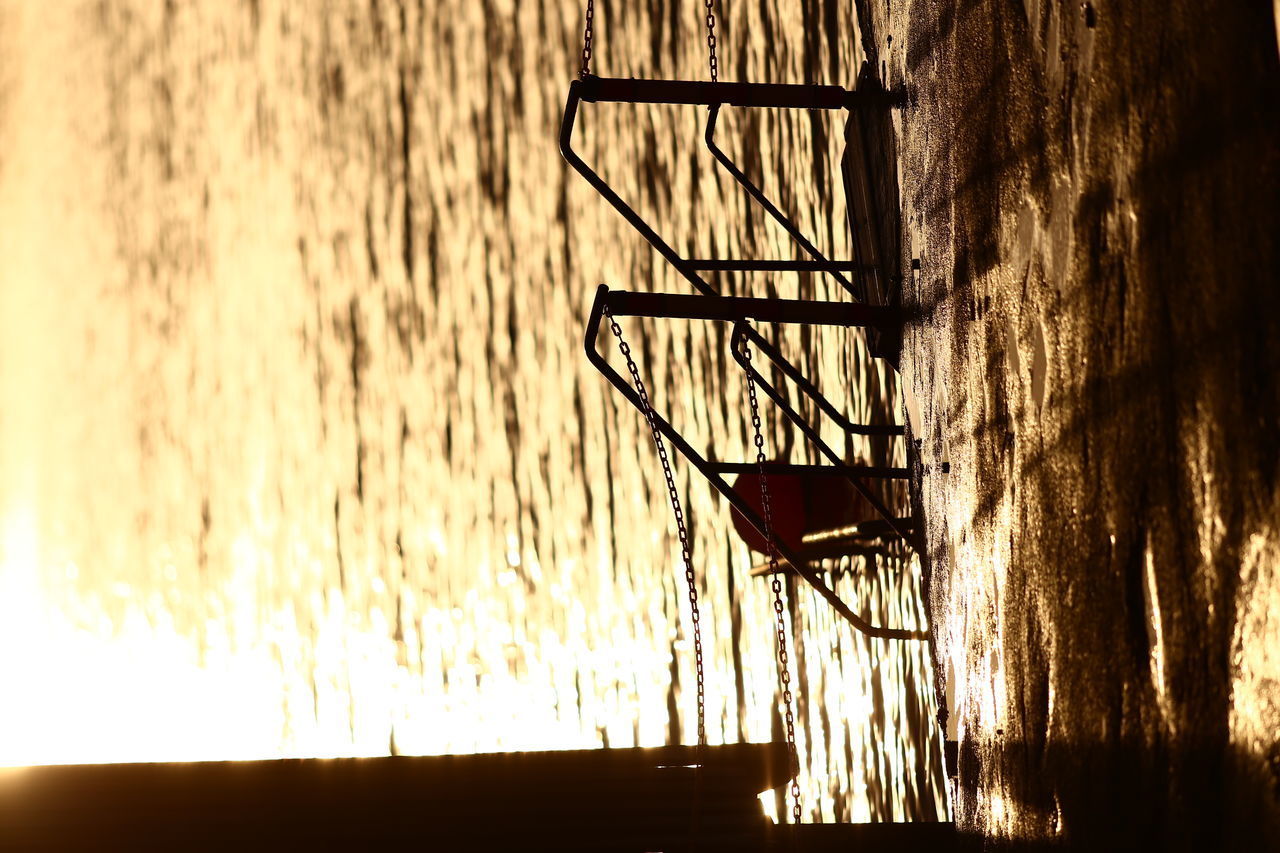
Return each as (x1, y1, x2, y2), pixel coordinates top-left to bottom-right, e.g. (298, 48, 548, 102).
(730, 466, 880, 555)
(729, 470, 807, 554)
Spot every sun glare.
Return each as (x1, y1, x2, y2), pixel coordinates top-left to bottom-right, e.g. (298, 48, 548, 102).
(0, 502, 619, 767)
(0, 507, 285, 766)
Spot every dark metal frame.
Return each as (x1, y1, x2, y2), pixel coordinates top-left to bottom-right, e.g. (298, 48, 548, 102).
(559, 75, 897, 301)
(564, 76, 921, 640)
(730, 321, 914, 546)
(587, 284, 925, 641)
(702, 103, 866, 303)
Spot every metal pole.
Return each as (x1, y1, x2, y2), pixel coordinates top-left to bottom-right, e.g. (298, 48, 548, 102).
(579, 75, 859, 110)
(603, 289, 898, 329)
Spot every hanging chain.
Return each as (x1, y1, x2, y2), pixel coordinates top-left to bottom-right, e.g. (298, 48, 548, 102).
(604, 307, 706, 747)
(703, 0, 718, 82)
(584, 0, 715, 81)
(580, 0, 595, 78)
(740, 337, 803, 830)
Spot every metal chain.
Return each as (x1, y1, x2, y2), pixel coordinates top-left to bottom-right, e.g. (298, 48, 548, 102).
(580, 0, 594, 79)
(604, 307, 706, 747)
(740, 337, 803, 830)
(583, 0, 715, 81)
(703, 0, 718, 82)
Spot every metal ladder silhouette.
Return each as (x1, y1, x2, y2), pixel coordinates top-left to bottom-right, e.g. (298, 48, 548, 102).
(562, 74, 923, 640)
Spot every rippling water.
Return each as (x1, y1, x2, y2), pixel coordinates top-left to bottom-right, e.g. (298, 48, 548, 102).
(0, 0, 945, 821)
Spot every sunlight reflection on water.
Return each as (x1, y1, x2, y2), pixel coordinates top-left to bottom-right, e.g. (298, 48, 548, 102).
(0, 0, 945, 822)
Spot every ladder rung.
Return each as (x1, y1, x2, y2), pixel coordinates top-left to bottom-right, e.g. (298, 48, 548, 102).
(684, 259, 871, 273)
(579, 75, 855, 110)
(603, 290, 898, 329)
(708, 461, 911, 480)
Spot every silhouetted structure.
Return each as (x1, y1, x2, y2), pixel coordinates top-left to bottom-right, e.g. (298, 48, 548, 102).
(0, 744, 956, 850)
(564, 73, 920, 639)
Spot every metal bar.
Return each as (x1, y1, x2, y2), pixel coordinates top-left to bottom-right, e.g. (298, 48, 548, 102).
(604, 289, 898, 329)
(705, 105, 864, 302)
(707, 462, 910, 480)
(750, 550, 884, 578)
(685, 259, 871, 272)
(579, 75, 858, 110)
(746, 325, 904, 437)
(585, 286, 925, 641)
(803, 520, 915, 545)
(731, 323, 921, 549)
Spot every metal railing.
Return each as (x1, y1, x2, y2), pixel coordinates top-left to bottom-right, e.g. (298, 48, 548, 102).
(564, 75, 919, 639)
(586, 285, 925, 641)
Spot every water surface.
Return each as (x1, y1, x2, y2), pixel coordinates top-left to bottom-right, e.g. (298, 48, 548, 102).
(0, 0, 946, 822)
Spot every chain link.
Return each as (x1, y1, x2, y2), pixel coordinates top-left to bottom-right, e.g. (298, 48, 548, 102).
(703, 0, 718, 82)
(580, 0, 594, 79)
(740, 337, 803, 830)
(604, 308, 706, 747)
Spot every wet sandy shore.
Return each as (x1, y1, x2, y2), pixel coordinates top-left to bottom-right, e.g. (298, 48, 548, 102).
(866, 1, 1280, 848)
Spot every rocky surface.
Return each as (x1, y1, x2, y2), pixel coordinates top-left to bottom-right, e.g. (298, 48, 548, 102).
(868, 1, 1280, 848)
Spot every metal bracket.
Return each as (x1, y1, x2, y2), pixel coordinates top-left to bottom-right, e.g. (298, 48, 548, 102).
(729, 321, 917, 549)
(559, 75, 894, 301)
(586, 284, 926, 641)
(564, 76, 921, 639)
